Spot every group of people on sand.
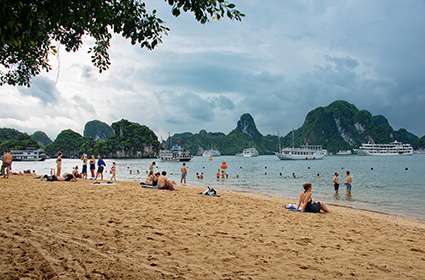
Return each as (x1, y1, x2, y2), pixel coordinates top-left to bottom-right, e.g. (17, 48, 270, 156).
(140, 161, 177, 190)
(44, 152, 116, 182)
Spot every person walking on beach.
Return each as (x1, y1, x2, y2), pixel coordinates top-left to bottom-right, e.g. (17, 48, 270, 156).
(180, 163, 188, 184)
(95, 155, 106, 181)
(81, 154, 88, 179)
(89, 155, 96, 179)
(110, 162, 117, 182)
(344, 170, 353, 196)
(332, 172, 340, 194)
(56, 152, 63, 177)
(2, 150, 13, 178)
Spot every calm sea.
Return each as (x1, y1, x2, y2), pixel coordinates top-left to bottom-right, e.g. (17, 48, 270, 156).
(12, 154, 425, 219)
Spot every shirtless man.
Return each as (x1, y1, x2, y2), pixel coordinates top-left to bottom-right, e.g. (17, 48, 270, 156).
(2, 150, 13, 178)
(332, 172, 340, 194)
(157, 171, 176, 191)
(180, 163, 188, 184)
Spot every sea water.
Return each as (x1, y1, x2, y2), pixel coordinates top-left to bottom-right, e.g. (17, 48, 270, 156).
(12, 154, 425, 219)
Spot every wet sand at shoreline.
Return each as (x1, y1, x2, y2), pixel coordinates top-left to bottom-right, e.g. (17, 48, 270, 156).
(1, 176, 425, 279)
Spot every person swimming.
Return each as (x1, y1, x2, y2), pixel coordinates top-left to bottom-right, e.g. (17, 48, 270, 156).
(297, 183, 329, 213)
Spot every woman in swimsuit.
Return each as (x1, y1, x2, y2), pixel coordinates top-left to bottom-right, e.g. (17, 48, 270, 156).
(56, 152, 63, 177)
(297, 183, 329, 213)
(89, 155, 96, 179)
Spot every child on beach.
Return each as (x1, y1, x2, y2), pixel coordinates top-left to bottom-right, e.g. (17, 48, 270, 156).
(2, 150, 13, 178)
(110, 162, 117, 182)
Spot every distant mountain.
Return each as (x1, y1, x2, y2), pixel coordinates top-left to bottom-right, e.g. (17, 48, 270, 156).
(281, 100, 419, 153)
(419, 135, 425, 149)
(45, 129, 86, 158)
(83, 120, 115, 140)
(0, 128, 39, 152)
(31, 131, 52, 146)
(45, 119, 159, 158)
(167, 113, 279, 155)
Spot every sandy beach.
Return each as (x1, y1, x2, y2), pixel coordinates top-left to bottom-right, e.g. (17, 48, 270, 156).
(1, 176, 424, 279)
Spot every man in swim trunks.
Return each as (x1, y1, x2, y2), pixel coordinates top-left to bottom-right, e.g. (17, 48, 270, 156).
(180, 163, 188, 184)
(344, 170, 353, 195)
(332, 172, 340, 194)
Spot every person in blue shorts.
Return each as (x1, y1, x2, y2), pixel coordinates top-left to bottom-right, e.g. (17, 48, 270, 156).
(95, 155, 106, 181)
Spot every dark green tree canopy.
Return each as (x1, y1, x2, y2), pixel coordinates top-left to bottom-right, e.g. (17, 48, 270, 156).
(0, 0, 243, 86)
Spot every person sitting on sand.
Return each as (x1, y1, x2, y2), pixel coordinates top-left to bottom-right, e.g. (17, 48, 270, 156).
(72, 166, 82, 178)
(157, 171, 176, 190)
(297, 183, 329, 213)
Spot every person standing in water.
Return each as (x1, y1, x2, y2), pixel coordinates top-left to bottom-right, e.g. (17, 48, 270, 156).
(89, 155, 96, 179)
(95, 155, 106, 181)
(180, 163, 188, 184)
(332, 172, 340, 195)
(56, 152, 63, 177)
(149, 161, 156, 173)
(81, 154, 88, 179)
(344, 170, 353, 196)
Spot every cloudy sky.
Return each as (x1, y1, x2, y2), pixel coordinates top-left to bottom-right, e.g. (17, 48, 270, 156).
(1, 0, 425, 140)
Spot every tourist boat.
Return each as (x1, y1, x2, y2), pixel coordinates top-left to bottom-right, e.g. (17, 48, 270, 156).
(159, 145, 192, 162)
(11, 149, 47, 161)
(336, 150, 352, 155)
(241, 147, 259, 157)
(357, 141, 413, 156)
(202, 149, 221, 158)
(275, 145, 327, 160)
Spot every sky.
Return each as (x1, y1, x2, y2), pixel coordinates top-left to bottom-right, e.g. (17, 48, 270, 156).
(1, 0, 425, 140)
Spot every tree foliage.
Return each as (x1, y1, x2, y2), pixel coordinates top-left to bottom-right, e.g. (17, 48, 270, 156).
(0, 0, 244, 86)
(0, 128, 39, 153)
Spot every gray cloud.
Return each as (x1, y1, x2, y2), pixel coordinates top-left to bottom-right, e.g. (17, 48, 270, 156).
(17, 77, 59, 103)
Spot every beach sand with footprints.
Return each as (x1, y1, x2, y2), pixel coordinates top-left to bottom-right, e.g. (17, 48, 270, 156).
(1, 176, 425, 279)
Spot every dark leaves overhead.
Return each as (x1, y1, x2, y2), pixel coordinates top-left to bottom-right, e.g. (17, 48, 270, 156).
(0, 0, 243, 86)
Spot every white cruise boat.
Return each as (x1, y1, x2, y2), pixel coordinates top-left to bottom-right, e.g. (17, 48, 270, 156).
(11, 149, 47, 161)
(159, 145, 192, 162)
(275, 145, 327, 160)
(242, 147, 259, 157)
(358, 141, 413, 156)
(202, 149, 221, 158)
(336, 150, 352, 155)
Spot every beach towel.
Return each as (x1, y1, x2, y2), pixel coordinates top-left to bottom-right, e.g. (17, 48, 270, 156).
(140, 182, 158, 189)
(92, 181, 116, 186)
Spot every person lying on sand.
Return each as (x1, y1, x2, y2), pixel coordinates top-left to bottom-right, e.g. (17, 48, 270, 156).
(42, 173, 76, 182)
(297, 183, 329, 213)
(157, 171, 176, 191)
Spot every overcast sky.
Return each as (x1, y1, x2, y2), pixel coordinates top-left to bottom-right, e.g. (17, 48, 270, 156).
(1, 0, 425, 139)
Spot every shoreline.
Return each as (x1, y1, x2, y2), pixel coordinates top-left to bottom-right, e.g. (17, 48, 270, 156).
(1, 176, 425, 279)
(120, 177, 425, 224)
